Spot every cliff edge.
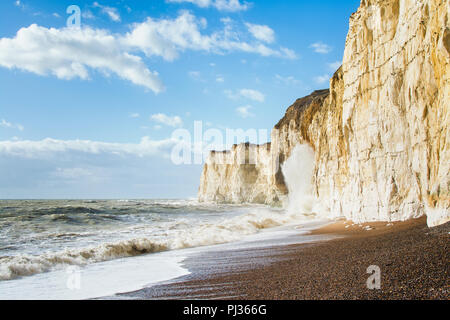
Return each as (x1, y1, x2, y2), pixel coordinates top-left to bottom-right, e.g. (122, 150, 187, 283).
(199, 0, 449, 227)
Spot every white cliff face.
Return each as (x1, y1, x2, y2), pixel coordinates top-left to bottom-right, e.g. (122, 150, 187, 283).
(198, 143, 285, 205)
(198, 0, 450, 227)
(336, 0, 449, 226)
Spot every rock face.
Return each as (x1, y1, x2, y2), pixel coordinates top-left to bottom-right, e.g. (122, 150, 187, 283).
(338, 0, 449, 226)
(198, 0, 450, 227)
(198, 143, 282, 204)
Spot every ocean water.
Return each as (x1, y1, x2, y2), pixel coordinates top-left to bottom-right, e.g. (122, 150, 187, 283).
(0, 199, 330, 299)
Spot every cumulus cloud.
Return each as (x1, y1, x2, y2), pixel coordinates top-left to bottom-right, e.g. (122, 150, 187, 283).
(240, 89, 265, 102)
(124, 12, 295, 61)
(225, 88, 265, 102)
(310, 42, 332, 54)
(166, 0, 250, 12)
(245, 23, 275, 43)
(278, 47, 297, 59)
(236, 105, 254, 118)
(93, 2, 121, 22)
(1, 119, 24, 131)
(0, 137, 178, 159)
(151, 113, 183, 127)
(0, 12, 295, 92)
(0, 25, 164, 93)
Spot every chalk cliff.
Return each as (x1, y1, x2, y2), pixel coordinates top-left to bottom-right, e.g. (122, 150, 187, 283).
(198, 0, 450, 227)
(198, 143, 281, 204)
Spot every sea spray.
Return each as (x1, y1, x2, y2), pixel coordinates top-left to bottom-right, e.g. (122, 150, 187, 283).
(281, 144, 317, 215)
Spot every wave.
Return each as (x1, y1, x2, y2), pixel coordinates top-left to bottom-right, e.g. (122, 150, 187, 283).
(281, 144, 329, 218)
(0, 207, 315, 281)
(34, 206, 105, 215)
(0, 206, 105, 219)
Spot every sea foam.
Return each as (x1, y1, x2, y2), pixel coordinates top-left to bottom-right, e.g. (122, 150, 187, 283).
(282, 144, 322, 217)
(0, 206, 317, 281)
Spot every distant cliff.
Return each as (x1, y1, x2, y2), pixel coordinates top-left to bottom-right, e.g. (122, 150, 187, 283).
(199, 0, 449, 227)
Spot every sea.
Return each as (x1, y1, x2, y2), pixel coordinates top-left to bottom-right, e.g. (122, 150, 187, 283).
(0, 199, 331, 299)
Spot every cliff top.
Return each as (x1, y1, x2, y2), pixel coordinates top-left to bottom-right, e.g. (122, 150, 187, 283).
(210, 142, 271, 154)
(274, 89, 330, 130)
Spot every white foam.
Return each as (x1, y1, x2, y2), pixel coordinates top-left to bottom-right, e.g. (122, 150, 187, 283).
(0, 218, 334, 300)
(282, 144, 322, 217)
(0, 251, 188, 300)
(0, 206, 328, 281)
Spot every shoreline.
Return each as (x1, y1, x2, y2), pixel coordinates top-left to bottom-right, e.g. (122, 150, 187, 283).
(115, 216, 449, 300)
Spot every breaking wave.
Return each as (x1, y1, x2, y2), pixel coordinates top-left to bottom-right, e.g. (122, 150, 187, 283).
(0, 207, 312, 281)
(281, 144, 326, 218)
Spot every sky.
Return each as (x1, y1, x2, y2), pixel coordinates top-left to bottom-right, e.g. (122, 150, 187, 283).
(0, 0, 360, 199)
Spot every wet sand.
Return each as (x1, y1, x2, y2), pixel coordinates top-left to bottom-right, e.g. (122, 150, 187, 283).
(118, 217, 449, 300)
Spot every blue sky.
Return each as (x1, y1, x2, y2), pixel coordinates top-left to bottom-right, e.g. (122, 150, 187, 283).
(0, 0, 360, 199)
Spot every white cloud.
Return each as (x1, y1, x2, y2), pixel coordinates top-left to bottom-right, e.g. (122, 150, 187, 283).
(0, 137, 178, 159)
(216, 75, 224, 82)
(225, 88, 265, 102)
(166, 0, 250, 12)
(310, 42, 332, 54)
(236, 105, 254, 118)
(314, 74, 330, 84)
(52, 13, 61, 18)
(124, 12, 295, 61)
(279, 47, 297, 59)
(0, 12, 295, 92)
(239, 89, 265, 102)
(93, 2, 121, 22)
(151, 113, 183, 127)
(0, 25, 164, 93)
(1, 119, 24, 131)
(0, 138, 203, 198)
(328, 61, 341, 71)
(245, 23, 275, 43)
(129, 113, 140, 118)
(275, 74, 300, 86)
